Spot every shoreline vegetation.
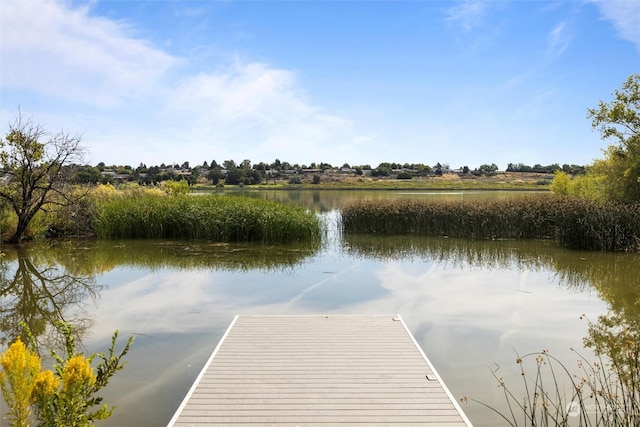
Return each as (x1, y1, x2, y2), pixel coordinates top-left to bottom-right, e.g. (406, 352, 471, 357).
(0, 183, 323, 245)
(341, 195, 640, 252)
(1, 182, 639, 252)
(93, 190, 322, 244)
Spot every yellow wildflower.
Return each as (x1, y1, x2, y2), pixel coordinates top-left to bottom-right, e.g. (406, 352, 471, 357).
(0, 337, 42, 427)
(91, 183, 118, 199)
(62, 355, 95, 391)
(33, 369, 59, 398)
(0, 338, 41, 379)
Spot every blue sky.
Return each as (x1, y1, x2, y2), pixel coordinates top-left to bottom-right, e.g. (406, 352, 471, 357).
(1, 0, 639, 169)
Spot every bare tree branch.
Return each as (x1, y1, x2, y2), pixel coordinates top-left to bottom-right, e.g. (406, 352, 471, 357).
(0, 110, 86, 242)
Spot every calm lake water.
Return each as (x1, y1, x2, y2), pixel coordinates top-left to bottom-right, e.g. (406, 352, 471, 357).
(1, 190, 638, 426)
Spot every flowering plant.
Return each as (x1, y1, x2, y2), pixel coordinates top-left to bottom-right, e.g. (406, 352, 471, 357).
(0, 322, 133, 427)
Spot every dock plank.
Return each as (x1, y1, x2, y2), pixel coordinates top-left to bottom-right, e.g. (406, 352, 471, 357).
(168, 315, 472, 426)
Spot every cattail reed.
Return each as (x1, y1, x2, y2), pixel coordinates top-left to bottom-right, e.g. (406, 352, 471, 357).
(340, 195, 640, 251)
(93, 193, 322, 243)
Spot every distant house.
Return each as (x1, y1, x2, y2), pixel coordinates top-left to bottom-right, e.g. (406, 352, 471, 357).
(100, 169, 130, 180)
(391, 168, 418, 175)
(301, 169, 322, 174)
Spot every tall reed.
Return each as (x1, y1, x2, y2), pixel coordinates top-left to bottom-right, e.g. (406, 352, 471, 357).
(93, 194, 322, 244)
(340, 195, 640, 251)
(464, 347, 639, 426)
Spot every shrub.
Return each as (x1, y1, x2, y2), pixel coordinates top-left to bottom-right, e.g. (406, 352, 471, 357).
(160, 180, 189, 196)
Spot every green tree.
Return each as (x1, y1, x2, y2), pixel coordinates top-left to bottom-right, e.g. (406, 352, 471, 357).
(248, 169, 262, 184)
(587, 73, 640, 202)
(207, 168, 224, 185)
(370, 167, 389, 177)
(69, 165, 101, 185)
(224, 168, 242, 185)
(478, 163, 498, 175)
(0, 112, 85, 243)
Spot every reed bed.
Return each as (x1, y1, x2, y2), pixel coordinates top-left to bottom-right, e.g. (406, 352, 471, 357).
(93, 194, 322, 243)
(340, 195, 640, 251)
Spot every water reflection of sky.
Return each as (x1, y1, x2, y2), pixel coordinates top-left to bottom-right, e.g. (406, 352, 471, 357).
(83, 242, 609, 427)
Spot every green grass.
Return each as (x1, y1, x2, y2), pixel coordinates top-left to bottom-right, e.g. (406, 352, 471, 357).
(340, 195, 640, 251)
(93, 194, 322, 243)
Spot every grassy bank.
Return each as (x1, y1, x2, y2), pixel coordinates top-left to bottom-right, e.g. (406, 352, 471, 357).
(340, 195, 640, 251)
(93, 193, 322, 243)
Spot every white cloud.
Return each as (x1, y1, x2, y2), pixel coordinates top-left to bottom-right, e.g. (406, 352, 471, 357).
(0, 0, 357, 165)
(166, 61, 353, 164)
(0, 0, 177, 108)
(547, 21, 570, 58)
(172, 62, 303, 120)
(588, 0, 640, 51)
(75, 58, 354, 166)
(446, 0, 490, 32)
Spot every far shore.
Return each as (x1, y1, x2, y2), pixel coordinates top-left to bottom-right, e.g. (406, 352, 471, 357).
(192, 171, 555, 191)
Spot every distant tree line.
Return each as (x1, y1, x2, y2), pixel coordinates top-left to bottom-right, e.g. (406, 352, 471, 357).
(61, 158, 583, 187)
(506, 163, 586, 175)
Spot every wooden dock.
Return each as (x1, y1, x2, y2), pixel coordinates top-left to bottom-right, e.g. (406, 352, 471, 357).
(168, 315, 472, 426)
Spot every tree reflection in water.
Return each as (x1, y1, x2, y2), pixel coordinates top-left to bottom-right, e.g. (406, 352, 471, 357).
(584, 301, 640, 419)
(0, 239, 321, 354)
(0, 245, 100, 353)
